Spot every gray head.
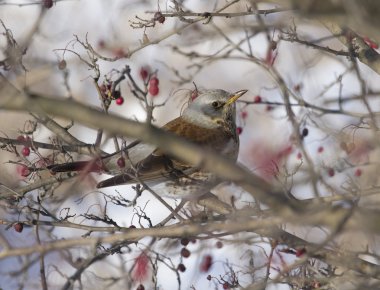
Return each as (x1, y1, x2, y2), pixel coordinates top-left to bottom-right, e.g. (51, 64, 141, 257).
(182, 89, 248, 129)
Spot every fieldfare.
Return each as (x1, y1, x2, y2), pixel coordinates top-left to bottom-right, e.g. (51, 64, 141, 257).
(50, 89, 248, 199)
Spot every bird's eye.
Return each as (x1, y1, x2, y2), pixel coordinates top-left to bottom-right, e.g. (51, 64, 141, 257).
(212, 101, 219, 108)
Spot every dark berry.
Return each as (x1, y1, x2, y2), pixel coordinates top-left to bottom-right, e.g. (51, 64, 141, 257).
(327, 168, 335, 177)
(216, 241, 223, 249)
(154, 12, 165, 23)
(200, 255, 213, 272)
(58, 60, 66, 70)
(302, 128, 308, 137)
(117, 157, 126, 168)
(180, 247, 190, 258)
(180, 238, 189, 246)
(223, 282, 229, 289)
(42, 0, 53, 8)
(136, 284, 145, 290)
(14, 223, 24, 233)
(177, 263, 186, 272)
(207, 275, 212, 281)
(318, 146, 324, 153)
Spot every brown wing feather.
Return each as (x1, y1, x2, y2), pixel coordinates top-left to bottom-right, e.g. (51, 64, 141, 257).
(97, 118, 235, 188)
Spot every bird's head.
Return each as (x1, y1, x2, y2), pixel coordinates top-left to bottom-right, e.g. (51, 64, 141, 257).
(183, 89, 248, 128)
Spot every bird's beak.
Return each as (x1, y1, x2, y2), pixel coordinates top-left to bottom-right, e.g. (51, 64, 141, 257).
(225, 89, 248, 106)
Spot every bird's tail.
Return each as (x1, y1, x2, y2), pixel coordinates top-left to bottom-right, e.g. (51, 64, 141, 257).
(48, 160, 105, 173)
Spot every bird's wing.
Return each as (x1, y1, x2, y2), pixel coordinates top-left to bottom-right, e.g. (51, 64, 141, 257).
(96, 148, 192, 188)
(97, 118, 235, 188)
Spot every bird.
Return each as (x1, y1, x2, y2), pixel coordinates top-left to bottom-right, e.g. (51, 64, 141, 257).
(49, 89, 248, 199)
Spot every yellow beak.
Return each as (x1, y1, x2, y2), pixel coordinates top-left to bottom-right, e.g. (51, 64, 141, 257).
(225, 89, 248, 106)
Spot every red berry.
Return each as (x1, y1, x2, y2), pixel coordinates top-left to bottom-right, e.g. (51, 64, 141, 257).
(177, 263, 186, 272)
(317, 146, 324, 153)
(266, 105, 273, 111)
(327, 168, 335, 177)
(149, 77, 159, 86)
(363, 36, 379, 49)
(254, 95, 262, 103)
(355, 168, 362, 177)
(17, 135, 25, 141)
(180, 247, 190, 258)
(207, 275, 212, 281)
(14, 223, 24, 233)
(241, 111, 248, 119)
(21, 147, 30, 157)
(136, 284, 145, 290)
(296, 248, 306, 257)
(180, 238, 189, 246)
(190, 238, 196, 244)
(42, 0, 53, 8)
(149, 85, 159, 96)
(115, 97, 124, 105)
(191, 90, 198, 101)
(200, 255, 213, 272)
(296, 152, 302, 159)
(236, 127, 243, 135)
(18, 165, 30, 177)
(223, 282, 229, 289)
(140, 68, 149, 80)
(117, 157, 126, 168)
(154, 12, 165, 23)
(216, 241, 223, 249)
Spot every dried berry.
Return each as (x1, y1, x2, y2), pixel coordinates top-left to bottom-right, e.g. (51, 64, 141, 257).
(154, 12, 165, 23)
(42, 0, 53, 8)
(14, 222, 24, 233)
(200, 255, 213, 272)
(58, 59, 66, 70)
(117, 157, 126, 168)
(180, 247, 190, 258)
(216, 241, 223, 249)
(180, 238, 189, 246)
(177, 263, 186, 272)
